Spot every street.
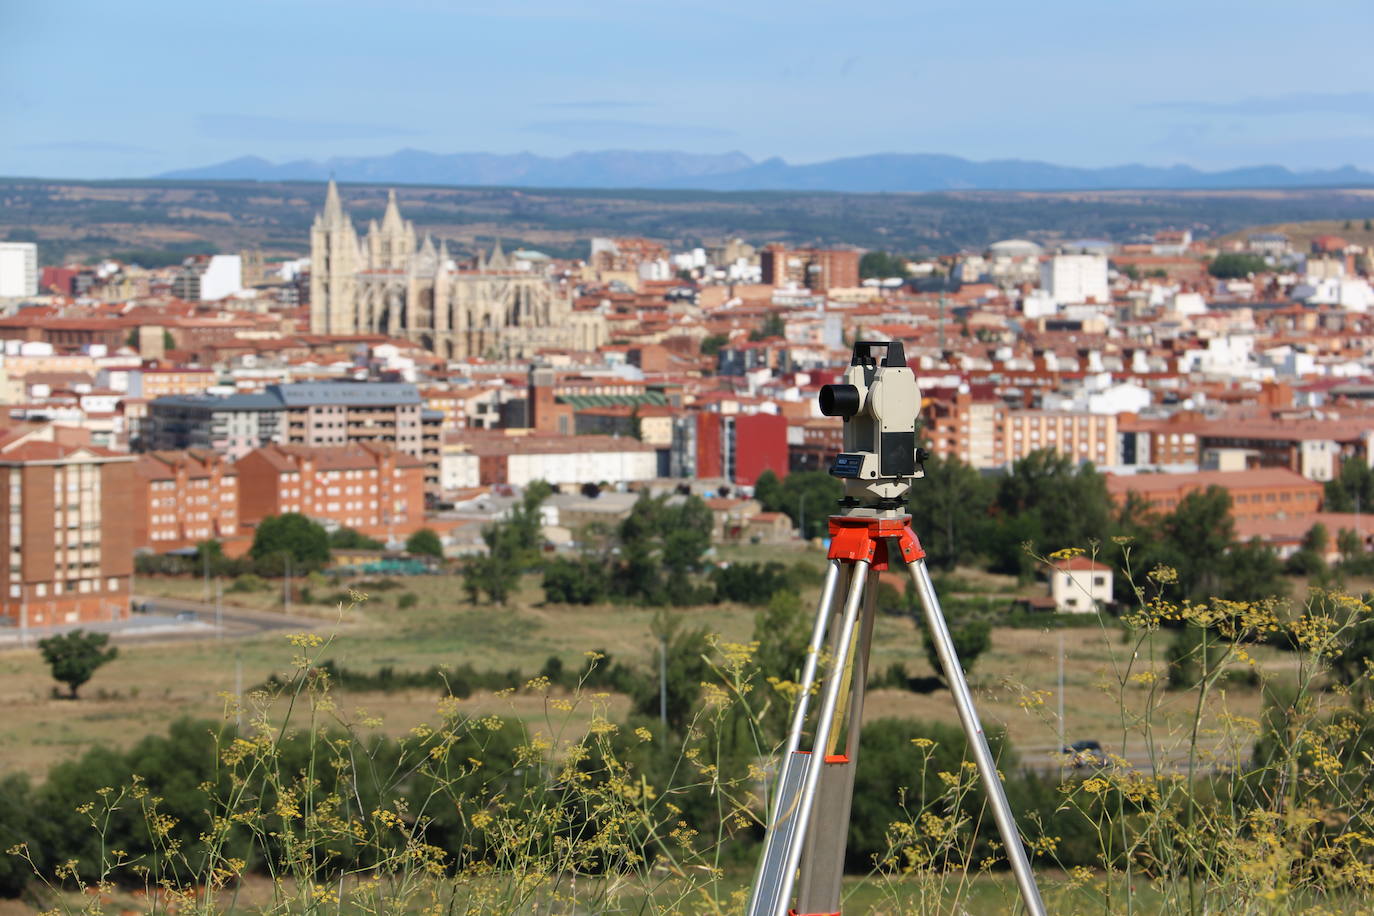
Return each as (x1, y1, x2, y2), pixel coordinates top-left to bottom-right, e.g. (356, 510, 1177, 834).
(0, 594, 337, 649)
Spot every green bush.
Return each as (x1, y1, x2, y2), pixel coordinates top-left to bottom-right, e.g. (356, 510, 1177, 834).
(397, 592, 418, 609)
(227, 573, 268, 593)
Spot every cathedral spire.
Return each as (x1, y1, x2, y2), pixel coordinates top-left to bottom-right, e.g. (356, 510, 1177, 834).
(381, 189, 404, 233)
(323, 178, 345, 224)
(488, 237, 507, 270)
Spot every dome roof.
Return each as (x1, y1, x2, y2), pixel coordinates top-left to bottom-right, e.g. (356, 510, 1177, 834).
(987, 239, 1042, 257)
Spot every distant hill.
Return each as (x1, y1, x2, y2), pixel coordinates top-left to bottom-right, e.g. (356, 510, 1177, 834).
(10, 178, 1374, 268)
(158, 149, 1374, 193)
(158, 149, 756, 189)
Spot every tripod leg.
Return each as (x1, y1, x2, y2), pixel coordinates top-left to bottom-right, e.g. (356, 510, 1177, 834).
(906, 557, 1047, 916)
(747, 559, 845, 916)
(797, 568, 879, 915)
(763, 560, 870, 916)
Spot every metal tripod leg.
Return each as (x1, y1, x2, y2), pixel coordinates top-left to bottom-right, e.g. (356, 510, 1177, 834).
(906, 556, 1048, 916)
(747, 560, 870, 916)
(796, 570, 878, 915)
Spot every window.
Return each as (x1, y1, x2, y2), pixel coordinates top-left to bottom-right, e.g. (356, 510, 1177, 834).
(1093, 575, 1105, 587)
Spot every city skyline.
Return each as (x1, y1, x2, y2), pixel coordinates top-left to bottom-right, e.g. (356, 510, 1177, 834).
(3, 0, 1374, 179)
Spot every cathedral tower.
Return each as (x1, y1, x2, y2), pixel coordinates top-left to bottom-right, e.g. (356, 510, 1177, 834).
(309, 179, 361, 334)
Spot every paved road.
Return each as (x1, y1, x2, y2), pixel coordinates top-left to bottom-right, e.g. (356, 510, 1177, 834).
(0, 595, 335, 649)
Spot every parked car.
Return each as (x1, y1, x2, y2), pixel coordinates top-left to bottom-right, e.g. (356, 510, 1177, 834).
(1062, 739, 1107, 768)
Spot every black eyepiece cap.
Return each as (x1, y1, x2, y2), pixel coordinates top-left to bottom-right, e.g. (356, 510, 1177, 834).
(819, 383, 861, 417)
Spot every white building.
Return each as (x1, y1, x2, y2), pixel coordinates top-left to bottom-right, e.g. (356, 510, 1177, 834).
(1041, 254, 1109, 305)
(0, 243, 38, 297)
(199, 255, 243, 301)
(1049, 557, 1113, 613)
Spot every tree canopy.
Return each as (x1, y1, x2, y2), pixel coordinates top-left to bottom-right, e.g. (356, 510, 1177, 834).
(37, 630, 118, 699)
(859, 250, 910, 280)
(405, 528, 444, 559)
(249, 513, 330, 573)
(1208, 253, 1268, 279)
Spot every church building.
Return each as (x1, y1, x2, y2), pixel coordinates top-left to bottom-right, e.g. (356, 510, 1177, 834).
(308, 181, 604, 359)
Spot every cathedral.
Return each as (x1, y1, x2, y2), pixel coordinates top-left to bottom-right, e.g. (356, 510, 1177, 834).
(308, 180, 604, 359)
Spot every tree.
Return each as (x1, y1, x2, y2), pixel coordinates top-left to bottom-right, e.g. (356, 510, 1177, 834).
(755, 470, 843, 541)
(632, 619, 712, 731)
(754, 469, 784, 513)
(749, 312, 786, 341)
(700, 333, 729, 357)
(1324, 458, 1374, 513)
(37, 630, 118, 699)
(1285, 523, 1329, 577)
(250, 512, 330, 573)
(613, 492, 714, 604)
(1365, 218, 1373, 232)
(405, 528, 444, 559)
(990, 450, 1112, 576)
(329, 527, 384, 550)
(1166, 625, 1224, 690)
(907, 455, 995, 569)
(1207, 253, 1267, 279)
(859, 250, 910, 280)
(1221, 538, 1288, 603)
(463, 482, 551, 604)
(1154, 485, 1235, 600)
(751, 589, 813, 739)
(542, 556, 607, 604)
(921, 618, 991, 686)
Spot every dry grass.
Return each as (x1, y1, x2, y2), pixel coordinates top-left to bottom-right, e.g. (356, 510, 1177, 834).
(0, 559, 1289, 778)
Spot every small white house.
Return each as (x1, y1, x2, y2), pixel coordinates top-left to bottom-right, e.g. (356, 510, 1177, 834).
(1049, 557, 1113, 613)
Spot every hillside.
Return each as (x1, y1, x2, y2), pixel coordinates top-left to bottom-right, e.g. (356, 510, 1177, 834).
(158, 149, 1374, 194)
(1216, 217, 1374, 253)
(5, 177, 1374, 265)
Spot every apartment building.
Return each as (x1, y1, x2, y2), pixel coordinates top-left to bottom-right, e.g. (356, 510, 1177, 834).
(671, 412, 788, 485)
(144, 381, 427, 460)
(133, 450, 239, 550)
(0, 437, 134, 627)
(759, 244, 860, 293)
(142, 392, 283, 457)
(1001, 409, 1119, 467)
(924, 390, 1116, 469)
(1105, 468, 1323, 521)
(236, 442, 426, 539)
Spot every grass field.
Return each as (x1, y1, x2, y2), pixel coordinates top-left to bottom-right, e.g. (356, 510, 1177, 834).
(0, 545, 1298, 779)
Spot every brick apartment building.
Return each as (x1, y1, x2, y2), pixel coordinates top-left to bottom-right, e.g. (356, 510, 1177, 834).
(1106, 468, 1323, 521)
(235, 442, 426, 540)
(145, 381, 441, 493)
(759, 244, 860, 293)
(133, 450, 238, 550)
(671, 412, 788, 485)
(0, 437, 134, 628)
(924, 390, 1118, 469)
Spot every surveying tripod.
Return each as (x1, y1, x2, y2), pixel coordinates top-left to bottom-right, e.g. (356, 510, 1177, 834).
(746, 342, 1046, 916)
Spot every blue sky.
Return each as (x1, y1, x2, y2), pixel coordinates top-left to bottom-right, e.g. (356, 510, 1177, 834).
(3, 0, 1373, 178)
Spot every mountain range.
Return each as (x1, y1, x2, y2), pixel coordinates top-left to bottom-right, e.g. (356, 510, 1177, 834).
(157, 149, 1374, 193)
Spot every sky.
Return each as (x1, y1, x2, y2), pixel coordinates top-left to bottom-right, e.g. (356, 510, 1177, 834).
(3, 0, 1374, 179)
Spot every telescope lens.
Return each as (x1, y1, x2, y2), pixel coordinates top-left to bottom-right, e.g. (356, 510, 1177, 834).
(819, 384, 861, 417)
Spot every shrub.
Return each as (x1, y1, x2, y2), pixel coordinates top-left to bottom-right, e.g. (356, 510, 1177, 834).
(227, 573, 268, 593)
(397, 592, 418, 609)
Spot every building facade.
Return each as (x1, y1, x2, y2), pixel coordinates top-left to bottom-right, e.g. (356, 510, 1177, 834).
(0, 439, 133, 628)
(309, 182, 605, 358)
(236, 442, 426, 540)
(1106, 468, 1323, 521)
(134, 450, 239, 551)
(0, 243, 38, 298)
